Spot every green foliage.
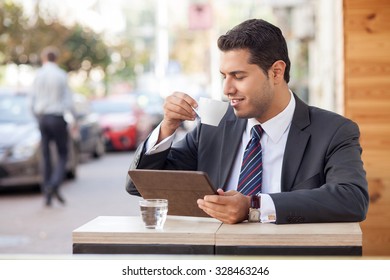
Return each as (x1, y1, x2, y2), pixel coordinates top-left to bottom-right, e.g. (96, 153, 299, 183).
(62, 25, 110, 72)
(0, 2, 27, 64)
(0, 1, 110, 72)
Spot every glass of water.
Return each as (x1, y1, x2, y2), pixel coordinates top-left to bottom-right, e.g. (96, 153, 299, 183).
(139, 199, 168, 229)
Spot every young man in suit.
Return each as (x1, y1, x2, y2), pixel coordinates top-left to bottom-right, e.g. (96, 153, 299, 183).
(126, 19, 369, 224)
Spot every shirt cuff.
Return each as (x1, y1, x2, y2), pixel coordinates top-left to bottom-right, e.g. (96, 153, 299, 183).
(144, 123, 175, 154)
(259, 194, 277, 223)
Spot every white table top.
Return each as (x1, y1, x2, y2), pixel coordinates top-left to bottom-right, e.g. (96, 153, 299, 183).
(73, 216, 362, 247)
(73, 216, 222, 245)
(216, 221, 362, 246)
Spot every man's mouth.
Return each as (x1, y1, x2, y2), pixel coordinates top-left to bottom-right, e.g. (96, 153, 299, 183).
(230, 97, 244, 107)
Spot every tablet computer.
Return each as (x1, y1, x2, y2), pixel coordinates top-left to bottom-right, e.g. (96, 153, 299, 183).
(128, 169, 217, 217)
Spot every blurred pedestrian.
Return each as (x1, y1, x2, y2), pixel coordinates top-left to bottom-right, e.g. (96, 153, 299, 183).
(31, 46, 74, 206)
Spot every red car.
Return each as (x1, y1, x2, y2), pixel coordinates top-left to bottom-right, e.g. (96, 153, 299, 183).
(91, 96, 151, 151)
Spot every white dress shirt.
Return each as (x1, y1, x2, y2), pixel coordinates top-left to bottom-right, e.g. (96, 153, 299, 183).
(224, 91, 295, 222)
(145, 91, 296, 223)
(31, 62, 73, 116)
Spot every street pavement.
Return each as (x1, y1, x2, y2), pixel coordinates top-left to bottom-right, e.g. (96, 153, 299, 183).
(0, 151, 139, 255)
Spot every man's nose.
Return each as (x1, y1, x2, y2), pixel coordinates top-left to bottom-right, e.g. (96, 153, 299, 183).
(223, 78, 236, 96)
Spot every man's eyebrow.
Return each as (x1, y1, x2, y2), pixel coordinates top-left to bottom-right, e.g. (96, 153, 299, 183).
(220, 70, 247, 75)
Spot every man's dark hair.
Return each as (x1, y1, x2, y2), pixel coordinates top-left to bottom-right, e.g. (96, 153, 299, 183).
(41, 46, 59, 63)
(217, 19, 291, 83)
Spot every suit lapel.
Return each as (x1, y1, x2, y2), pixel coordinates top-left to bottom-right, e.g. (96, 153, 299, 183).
(218, 108, 246, 188)
(281, 95, 311, 192)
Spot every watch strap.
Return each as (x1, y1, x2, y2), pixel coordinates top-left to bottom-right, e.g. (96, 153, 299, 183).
(251, 195, 261, 209)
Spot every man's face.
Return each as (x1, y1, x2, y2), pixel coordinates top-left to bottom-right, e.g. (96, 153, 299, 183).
(220, 49, 274, 122)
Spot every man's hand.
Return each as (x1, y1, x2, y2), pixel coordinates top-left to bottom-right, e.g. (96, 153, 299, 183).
(197, 189, 251, 224)
(158, 92, 198, 143)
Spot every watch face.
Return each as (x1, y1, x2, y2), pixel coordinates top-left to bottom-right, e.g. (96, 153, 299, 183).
(249, 209, 260, 222)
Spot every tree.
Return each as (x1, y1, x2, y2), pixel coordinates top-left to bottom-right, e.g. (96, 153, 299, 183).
(0, 1, 110, 73)
(62, 25, 110, 72)
(0, 2, 27, 65)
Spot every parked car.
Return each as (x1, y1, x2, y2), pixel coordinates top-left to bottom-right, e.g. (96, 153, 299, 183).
(71, 93, 105, 158)
(133, 90, 164, 130)
(0, 91, 79, 189)
(91, 95, 143, 151)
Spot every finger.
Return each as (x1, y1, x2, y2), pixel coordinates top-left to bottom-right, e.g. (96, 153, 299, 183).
(199, 197, 236, 216)
(200, 194, 250, 224)
(197, 199, 231, 221)
(173, 92, 198, 108)
(170, 92, 198, 116)
(203, 194, 223, 204)
(164, 105, 196, 121)
(165, 95, 196, 121)
(204, 192, 238, 204)
(220, 190, 239, 197)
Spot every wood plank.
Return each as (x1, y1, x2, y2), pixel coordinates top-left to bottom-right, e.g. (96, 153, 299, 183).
(346, 113, 390, 124)
(360, 140, 390, 152)
(361, 157, 390, 179)
(344, 0, 390, 256)
(345, 76, 390, 87)
(344, 87, 390, 100)
(357, 124, 390, 136)
(344, 18, 390, 35)
(72, 216, 221, 245)
(344, 0, 390, 9)
(345, 61, 390, 77)
(216, 223, 362, 247)
(362, 228, 390, 256)
(360, 178, 390, 255)
(344, 1, 390, 32)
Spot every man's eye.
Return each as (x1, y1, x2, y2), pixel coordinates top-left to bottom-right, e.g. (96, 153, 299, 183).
(235, 76, 244, 80)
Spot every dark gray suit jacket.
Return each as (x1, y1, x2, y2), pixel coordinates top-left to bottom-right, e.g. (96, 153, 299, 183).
(126, 95, 369, 224)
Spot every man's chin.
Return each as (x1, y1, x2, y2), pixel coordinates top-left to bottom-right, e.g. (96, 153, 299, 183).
(233, 109, 249, 119)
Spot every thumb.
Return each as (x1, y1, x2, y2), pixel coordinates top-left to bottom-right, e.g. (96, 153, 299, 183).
(220, 189, 239, 197)
(217, 189, 225, 196)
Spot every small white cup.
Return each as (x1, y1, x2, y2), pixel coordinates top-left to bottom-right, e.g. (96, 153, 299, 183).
(197, 97, 229, 126)
(139, 199, 168, 229)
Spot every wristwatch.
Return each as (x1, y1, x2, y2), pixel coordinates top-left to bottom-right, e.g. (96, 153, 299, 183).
(248, 195, 261, 223)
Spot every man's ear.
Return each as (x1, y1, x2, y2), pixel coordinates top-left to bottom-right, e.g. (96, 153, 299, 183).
(269, 60, 286, 84)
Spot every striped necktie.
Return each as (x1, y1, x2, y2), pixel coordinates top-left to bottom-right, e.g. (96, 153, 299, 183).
(237, 125, 263, 196)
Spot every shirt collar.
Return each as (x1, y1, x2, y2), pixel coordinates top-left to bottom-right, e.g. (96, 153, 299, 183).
(247, 90, 296, 143)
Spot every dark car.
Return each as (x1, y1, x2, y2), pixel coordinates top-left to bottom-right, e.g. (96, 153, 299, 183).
(0, 92, 79, 189)
(71, 93, 105, 158)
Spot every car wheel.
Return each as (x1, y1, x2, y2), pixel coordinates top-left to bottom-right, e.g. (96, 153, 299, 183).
(92, 134, 105, 159)
(66, 142, 79, 179)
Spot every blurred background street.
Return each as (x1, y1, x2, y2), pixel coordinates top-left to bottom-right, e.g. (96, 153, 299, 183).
(0, 151, 138, 254)
(1, 0, 390, 257)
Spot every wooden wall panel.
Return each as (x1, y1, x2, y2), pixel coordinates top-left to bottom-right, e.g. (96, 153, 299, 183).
(344, 0, 390, 256)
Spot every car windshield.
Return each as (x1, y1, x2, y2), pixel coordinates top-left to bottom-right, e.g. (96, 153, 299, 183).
(0, 95, 34, 123)
(91, 99, 133, 115)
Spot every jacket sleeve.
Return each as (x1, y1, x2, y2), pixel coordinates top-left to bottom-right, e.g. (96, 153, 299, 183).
(125, 126, 200, 196)
(270, 120, 369, 224)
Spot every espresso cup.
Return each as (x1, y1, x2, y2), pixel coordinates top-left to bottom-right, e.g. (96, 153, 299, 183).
(197, 97, 229, 126)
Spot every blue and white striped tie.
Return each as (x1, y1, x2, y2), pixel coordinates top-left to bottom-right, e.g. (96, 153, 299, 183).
(237, 125, 263, 196)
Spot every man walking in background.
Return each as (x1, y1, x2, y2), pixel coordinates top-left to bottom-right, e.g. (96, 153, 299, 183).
(31, 46, 74, 206)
